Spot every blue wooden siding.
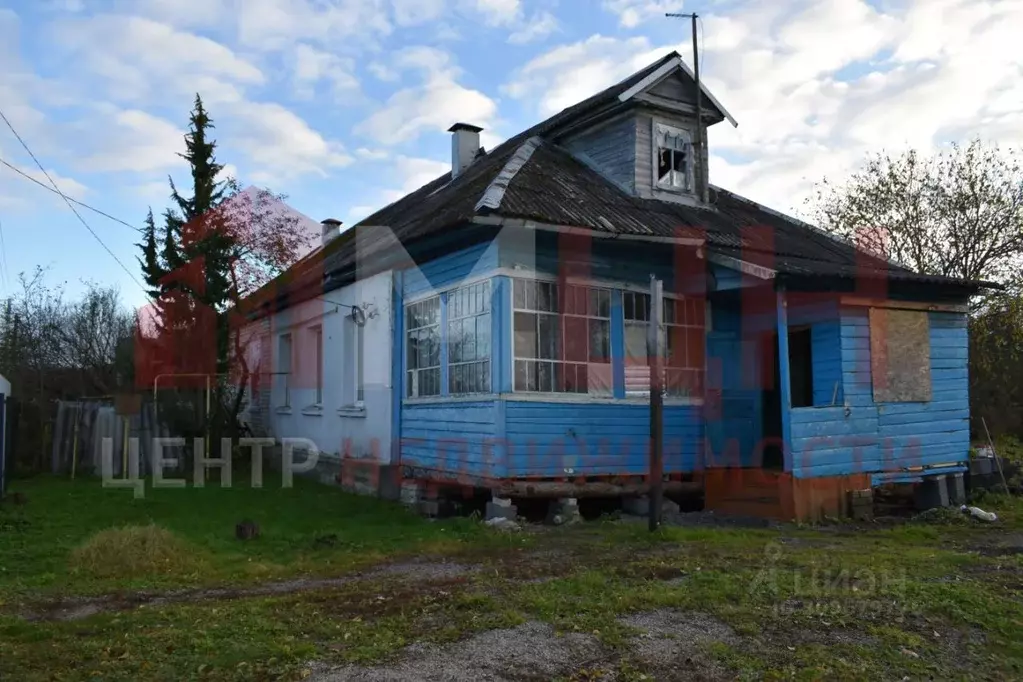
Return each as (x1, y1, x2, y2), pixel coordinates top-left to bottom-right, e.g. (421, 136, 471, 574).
(790, 308, 970, 479)
(401, 401, 502, 478)
(811, 320, 844, 406)
(563, 115, 637, 193)
(403, 240, 499, 299)
(705, 302, 762, 467)
(504, 401, 702, 477)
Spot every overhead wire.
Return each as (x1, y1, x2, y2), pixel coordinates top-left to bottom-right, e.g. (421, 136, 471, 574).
(0, 107, 148, 295)
(0, 157, 142, 233)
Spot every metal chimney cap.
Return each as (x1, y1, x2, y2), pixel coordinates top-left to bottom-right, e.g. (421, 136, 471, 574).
(321, 218, 343, 226)
(448, 122, 483, 133)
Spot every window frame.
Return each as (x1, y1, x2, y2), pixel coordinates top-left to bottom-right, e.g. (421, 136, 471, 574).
(511, 277, 613, 396)
(310, 325, 323, 407)
(277, 332, 292, 408)
(405, 295, 442, 398)
(447, 280, 492, 396)
(652, 120, 694, 193)
(622, 290, 705, 398)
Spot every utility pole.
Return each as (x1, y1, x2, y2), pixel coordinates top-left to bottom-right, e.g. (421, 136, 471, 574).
(647, 275, 664, 531)
(666, 12, 707, 203)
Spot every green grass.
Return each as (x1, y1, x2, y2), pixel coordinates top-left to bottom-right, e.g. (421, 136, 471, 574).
(0, 475, 515, 599)
(1, 478, 1022, 681)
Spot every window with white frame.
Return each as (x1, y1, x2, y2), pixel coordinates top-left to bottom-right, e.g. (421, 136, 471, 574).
(354, 319, 365, 404)
(623, 291, 705, 397)
(406, 296, 441, 397)
(513, 279, 612, 395)
(310, 325, 323, 406)
(277, 333, 292, 407)
(654, 122, 693, 192)
(341, 313, 365, 406)
(448, 280, 491, 394)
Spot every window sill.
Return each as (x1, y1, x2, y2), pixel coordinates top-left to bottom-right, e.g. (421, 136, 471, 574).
(275, 406, 293, 415)
(337, 405, 366, 418)
(301, 405, 324, 417)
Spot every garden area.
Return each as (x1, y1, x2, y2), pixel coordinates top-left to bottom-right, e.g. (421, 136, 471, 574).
(1, 476, 1022, 681)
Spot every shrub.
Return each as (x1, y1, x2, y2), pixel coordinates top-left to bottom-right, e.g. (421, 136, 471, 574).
(70, 524, 202, 578)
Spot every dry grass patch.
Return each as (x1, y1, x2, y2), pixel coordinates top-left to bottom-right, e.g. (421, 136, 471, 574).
(69, 524, 204, 579)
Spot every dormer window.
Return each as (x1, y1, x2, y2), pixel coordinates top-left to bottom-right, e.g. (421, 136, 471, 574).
(655, 123, 693, 192)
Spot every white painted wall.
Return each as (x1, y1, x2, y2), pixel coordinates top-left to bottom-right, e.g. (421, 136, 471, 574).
(245, 270, 393, 462)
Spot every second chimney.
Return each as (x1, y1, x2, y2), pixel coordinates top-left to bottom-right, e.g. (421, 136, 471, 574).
(448, 122, 483, 179)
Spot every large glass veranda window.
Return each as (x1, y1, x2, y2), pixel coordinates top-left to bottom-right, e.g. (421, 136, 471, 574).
(623, 291, 705, 397)
(513, 278, 612, 395)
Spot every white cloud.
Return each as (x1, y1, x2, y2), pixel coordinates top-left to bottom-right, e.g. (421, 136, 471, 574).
(0, 164, 89, 212)
(229, 102, 353, 183)
(234, 0, 391, 50)
(506, 0, 1023, 215)
(466, 0, 520, 26)
(355, 147, 390, 161)
(602, 0, 684, 28)
(368, 61, 400, 82)
(78, 109, 185, 173)
(290, 44, 360, 100)
(507, 11, 558, 44)
(356, 47, 498, 145)
(51, 14, 264, 104)
(390, 0, 445, 26)
(502, 35, 664, 116)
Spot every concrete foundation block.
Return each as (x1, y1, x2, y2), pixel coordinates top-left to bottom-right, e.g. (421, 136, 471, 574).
(622, 496, 650, 516)
(486, 500, 518, 521)
(418, 499, 441, 517)
(914, 475, 950, 511)
(547, 497, 582, 525)
(400, 481, 422, 508)
(949, 473, 966, 506)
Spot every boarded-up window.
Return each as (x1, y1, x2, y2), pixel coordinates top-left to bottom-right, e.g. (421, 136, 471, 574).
(869, 308, 931, 403)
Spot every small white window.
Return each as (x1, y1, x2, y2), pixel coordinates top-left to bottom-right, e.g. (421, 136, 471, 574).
(310, 325, 323, 406)
(343, 313, 366, 406)
(654, 122, 693, 192)
(354, 319, 365, 404)
(277, 333, 292, 407)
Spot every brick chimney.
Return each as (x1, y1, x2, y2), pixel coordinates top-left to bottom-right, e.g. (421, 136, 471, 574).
(448, 122, 483, 179)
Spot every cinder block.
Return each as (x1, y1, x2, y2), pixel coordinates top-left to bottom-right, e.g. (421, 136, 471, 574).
(949, 473, 966, 505)
(914, 475, 950, 511)
(418, 499, 440, 517)
(486, 500, 518, 521)
(400, 481, 421, 507)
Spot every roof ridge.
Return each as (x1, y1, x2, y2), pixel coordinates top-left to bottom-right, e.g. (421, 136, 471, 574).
(474, 137, 543, 213)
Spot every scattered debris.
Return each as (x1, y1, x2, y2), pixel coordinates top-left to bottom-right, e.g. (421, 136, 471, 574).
(485, 517, 521, 532)
(961, 505, 998, 522)
(313, 533, 340, 548)
(235, 519, 260, 540)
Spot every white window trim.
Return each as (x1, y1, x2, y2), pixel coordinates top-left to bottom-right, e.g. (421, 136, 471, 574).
(310, 324, 323, 409)
(652, 119, 694, 194)
(447, 280, 493, 396)
(406, 295, 442, 398)
(276, 332, 292, 409)
(353, 318, 364, 407)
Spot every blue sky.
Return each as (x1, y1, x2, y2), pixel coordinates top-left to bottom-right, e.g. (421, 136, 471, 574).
(1, 0, 1020, 308)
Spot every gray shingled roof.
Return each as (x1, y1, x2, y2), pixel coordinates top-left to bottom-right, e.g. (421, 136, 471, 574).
(250, 52, 986, 313)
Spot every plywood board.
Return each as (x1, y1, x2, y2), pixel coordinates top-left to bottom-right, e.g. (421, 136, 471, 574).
(869, 308, 931, 403)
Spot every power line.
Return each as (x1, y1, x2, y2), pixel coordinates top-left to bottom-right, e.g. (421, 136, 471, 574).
(0, 108, 148, 295)
(0, 157, 142, 233)
(0, 217, 8, 291)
